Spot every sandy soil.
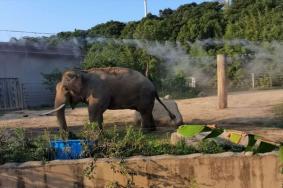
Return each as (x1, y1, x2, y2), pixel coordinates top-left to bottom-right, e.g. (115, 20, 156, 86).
(1, 89, 283, 142)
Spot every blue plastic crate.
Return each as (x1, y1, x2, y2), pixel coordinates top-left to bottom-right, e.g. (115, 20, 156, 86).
(50, 139, 94, 160)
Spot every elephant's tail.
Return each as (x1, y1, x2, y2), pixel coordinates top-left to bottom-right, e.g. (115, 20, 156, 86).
(155, 92, 176, 120)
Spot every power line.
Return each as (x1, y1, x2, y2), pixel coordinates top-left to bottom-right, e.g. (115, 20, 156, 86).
(0, 29, 55, 35)
(0, 49, 84, 57)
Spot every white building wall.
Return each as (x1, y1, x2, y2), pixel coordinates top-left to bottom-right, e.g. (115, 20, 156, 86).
(0, 51, 81, 108)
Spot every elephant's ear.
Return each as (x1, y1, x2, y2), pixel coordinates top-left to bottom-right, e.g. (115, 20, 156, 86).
(62, 70, 82, 94)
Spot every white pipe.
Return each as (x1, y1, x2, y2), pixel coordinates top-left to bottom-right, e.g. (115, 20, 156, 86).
(144, 0, 148, 17)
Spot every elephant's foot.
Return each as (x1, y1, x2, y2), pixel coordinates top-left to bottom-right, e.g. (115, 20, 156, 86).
(141, 126, 156, 133)
(68, 131, 79, 139)
(59, 129, 79, 140)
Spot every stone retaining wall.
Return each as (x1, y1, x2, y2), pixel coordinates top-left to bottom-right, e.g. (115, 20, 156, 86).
(0, 152, 282, 188)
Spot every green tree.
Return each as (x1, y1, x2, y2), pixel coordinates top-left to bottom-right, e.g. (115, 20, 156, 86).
(225, 0, 283, 41)
(177, 2, 225, 42)
(88, 20, 126, 38)
(133, 19, 164, 40)
(120, 21, 139, 39)
(82, 42, 163, 82)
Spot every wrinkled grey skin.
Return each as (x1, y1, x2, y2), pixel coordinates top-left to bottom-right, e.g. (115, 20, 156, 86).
(53, 67, 176, 132)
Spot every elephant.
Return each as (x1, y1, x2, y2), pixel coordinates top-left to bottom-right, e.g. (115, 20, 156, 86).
(48, 67, 176, 132)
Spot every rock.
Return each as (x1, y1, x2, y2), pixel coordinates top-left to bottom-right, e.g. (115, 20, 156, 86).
(170, 131, 210, 146)
(171, 129, 246, 151)
(218, 130, 249, 146)
(244, 151, 253, 156)
(135, 99, 183, 127)
(171, 132, 183, 145)
(163, 95, 171, 100)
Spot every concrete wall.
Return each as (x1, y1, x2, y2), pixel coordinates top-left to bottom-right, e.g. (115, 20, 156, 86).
(0, 152, 282, 188)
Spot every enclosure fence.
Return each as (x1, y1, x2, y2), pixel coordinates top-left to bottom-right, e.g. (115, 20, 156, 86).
(158, 72, 283, 99)
(1, 73, 283, 110)
(0, 78, 24, 111)
(0, 80, 55, 111)
(22, 82, 55, 108)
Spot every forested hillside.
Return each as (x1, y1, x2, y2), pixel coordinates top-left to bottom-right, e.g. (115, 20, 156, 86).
(56, 0, 283, 41)
(31, 0, 283, 97)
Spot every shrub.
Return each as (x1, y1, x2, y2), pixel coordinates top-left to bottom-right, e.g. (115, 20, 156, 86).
(41, 69, 62, 92)
(196, 139, 224, 154)
(159, 72, 200, 99)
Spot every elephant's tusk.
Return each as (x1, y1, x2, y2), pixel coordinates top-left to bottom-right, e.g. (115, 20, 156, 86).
(40, 104, 66, 116)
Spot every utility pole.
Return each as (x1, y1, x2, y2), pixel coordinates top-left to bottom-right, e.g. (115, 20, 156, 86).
(217, 54, 228, 109)
(143, 0, 148, 76)
(144, 0, 148, 17)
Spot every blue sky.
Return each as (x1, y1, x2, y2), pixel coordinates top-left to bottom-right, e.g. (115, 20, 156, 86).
(0, 0, 205, 42)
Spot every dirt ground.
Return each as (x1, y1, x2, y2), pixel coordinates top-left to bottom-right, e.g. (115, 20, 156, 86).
(1, 89, 283, 142)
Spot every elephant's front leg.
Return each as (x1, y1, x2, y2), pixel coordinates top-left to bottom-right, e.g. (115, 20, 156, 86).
(88, 105, 104, 129)
(88, 98, 109, 129)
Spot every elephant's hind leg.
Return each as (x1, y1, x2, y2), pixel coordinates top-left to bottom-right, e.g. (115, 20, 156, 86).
(140, 110, 156, 132)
